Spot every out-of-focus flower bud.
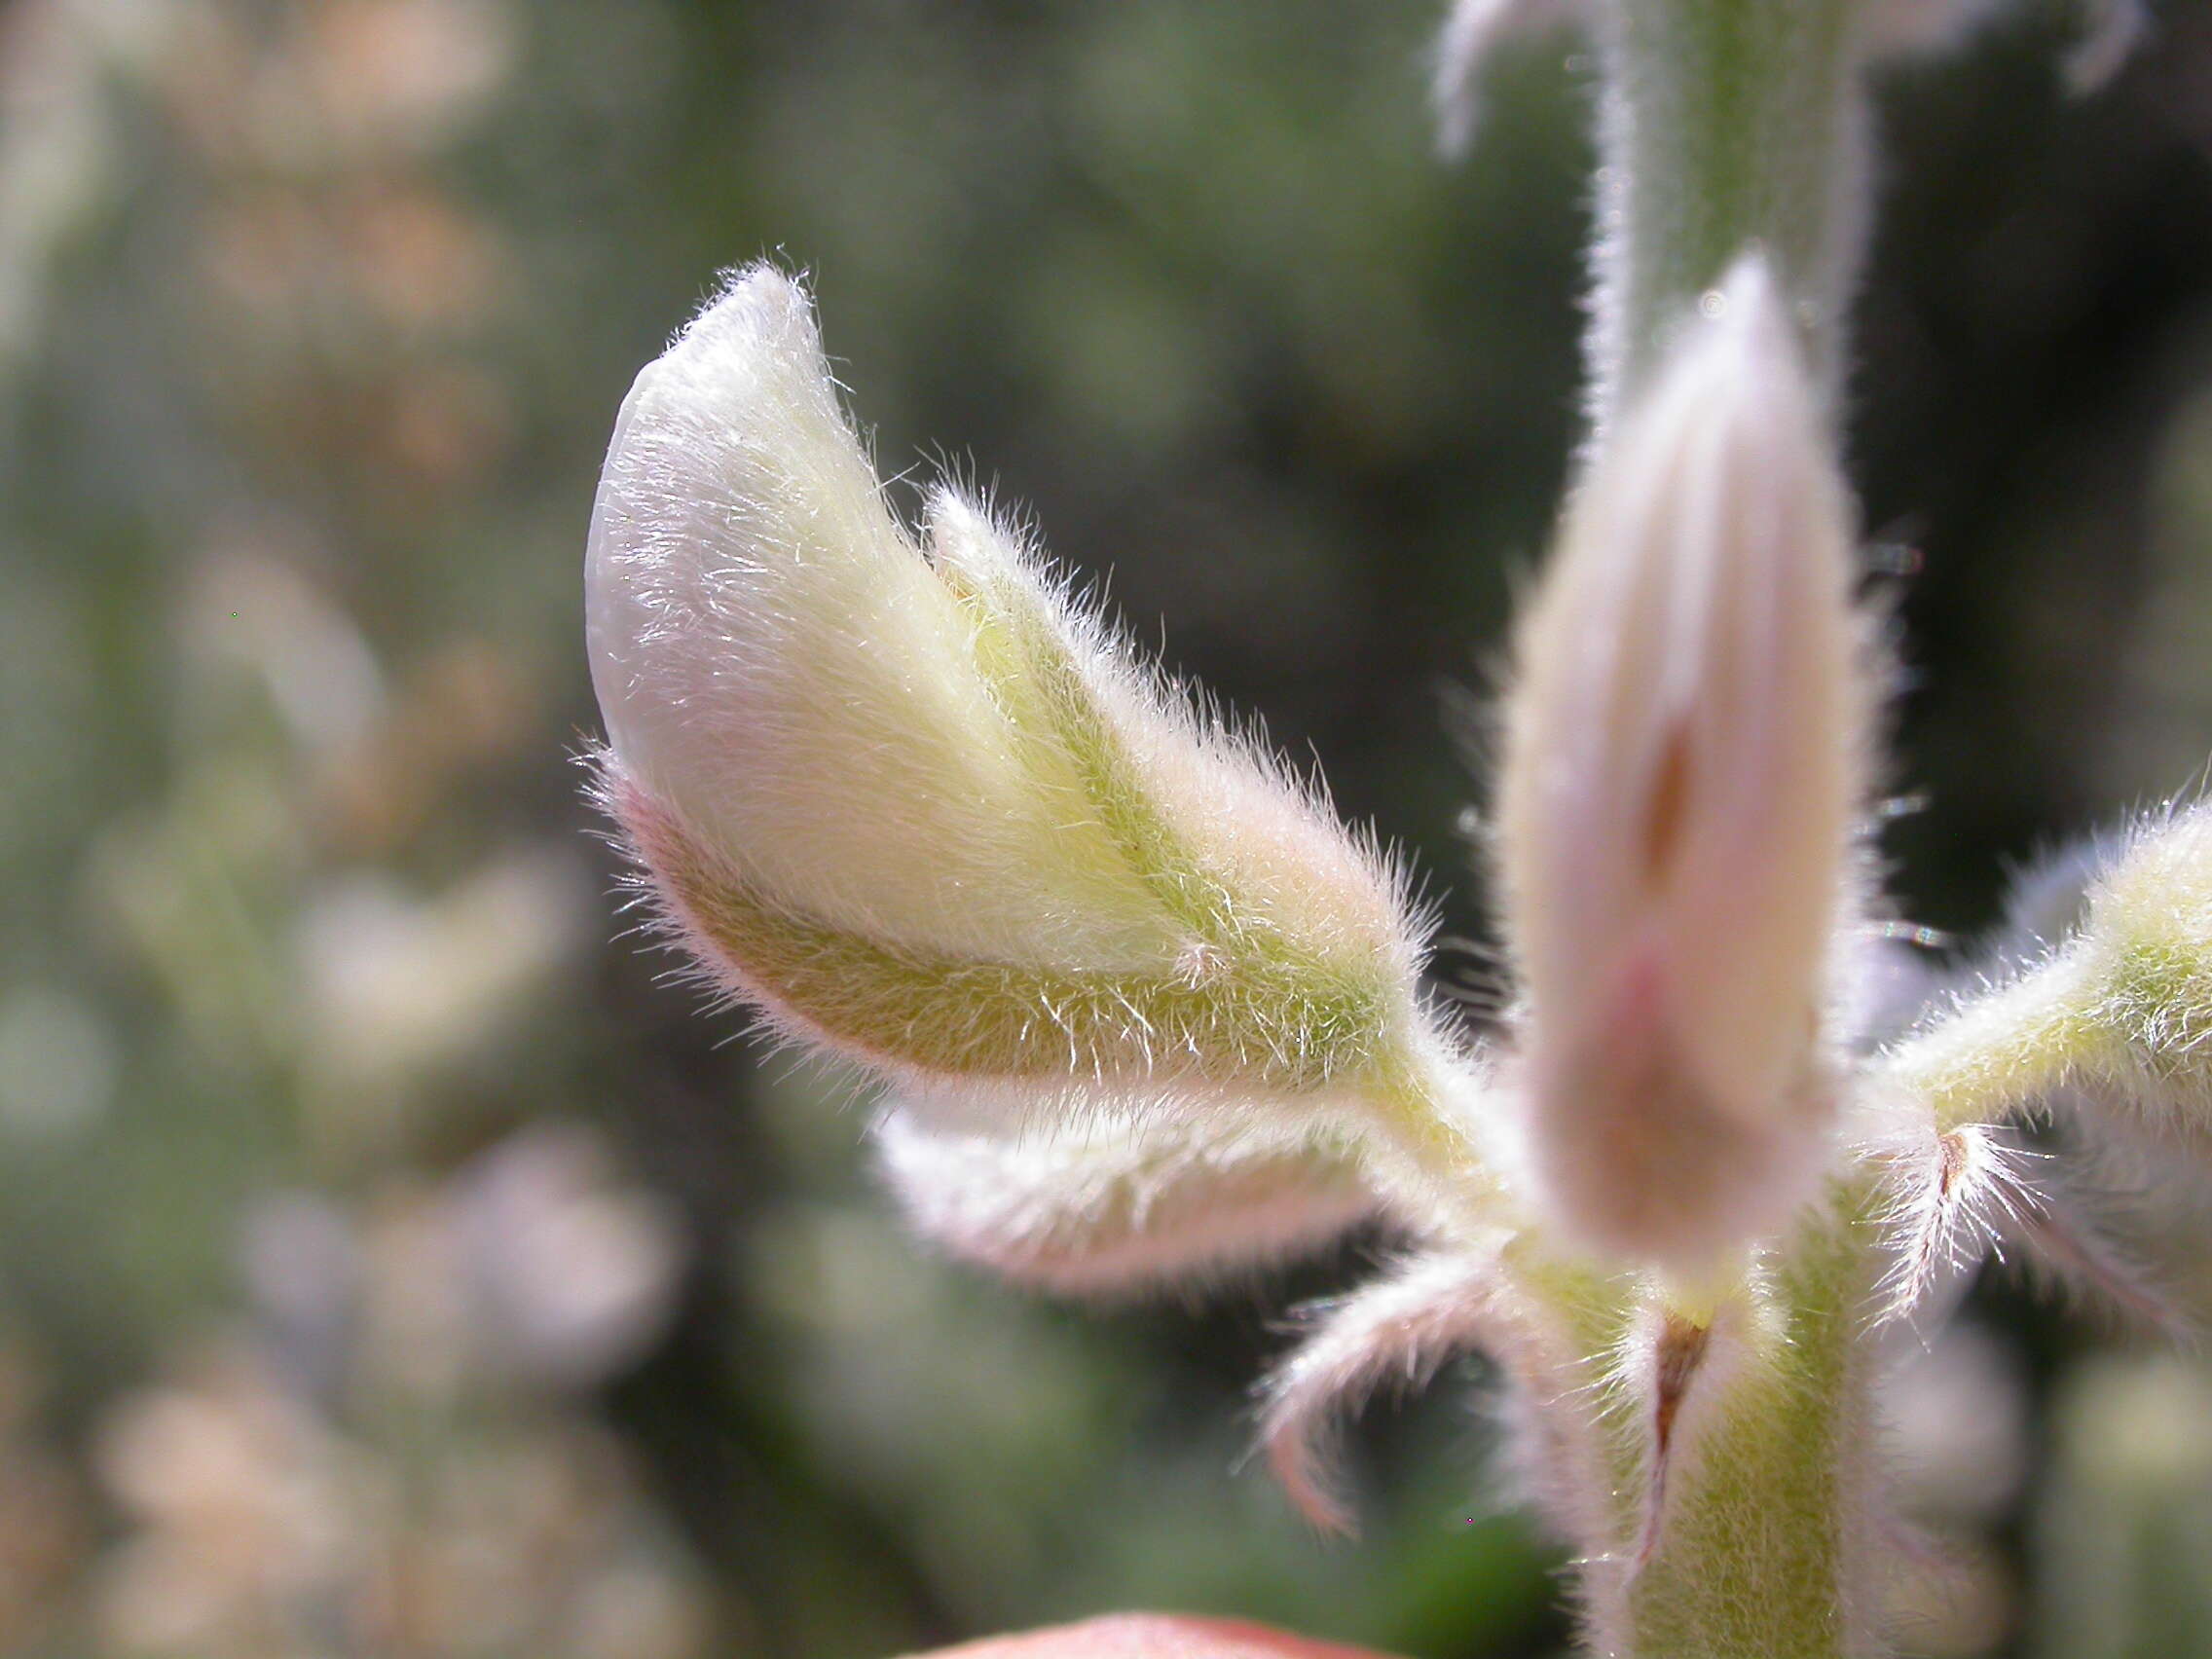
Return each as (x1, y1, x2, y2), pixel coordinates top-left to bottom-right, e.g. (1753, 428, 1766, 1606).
(454, 1125, 684, 1389)
(587, 266, 1434, 1140)
(2063, 0, 2149, 92)
(1496, 255, 1866, 1270)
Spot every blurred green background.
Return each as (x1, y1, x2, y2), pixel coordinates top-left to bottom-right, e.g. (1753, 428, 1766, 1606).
(4, 1, 2212, 1655)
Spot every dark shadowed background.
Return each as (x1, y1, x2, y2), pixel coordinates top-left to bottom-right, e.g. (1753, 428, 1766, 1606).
(4, 1, 2212, 1655)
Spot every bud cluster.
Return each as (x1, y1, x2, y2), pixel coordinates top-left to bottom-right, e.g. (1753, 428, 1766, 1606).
(585, 8, 2192, 1655)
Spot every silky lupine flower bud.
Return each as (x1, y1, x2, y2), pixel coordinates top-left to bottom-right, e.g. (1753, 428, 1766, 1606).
(1496, 256, 1867, 1270)
(587, 266, 1436, 1141)
(576, 6, 2210, 1648)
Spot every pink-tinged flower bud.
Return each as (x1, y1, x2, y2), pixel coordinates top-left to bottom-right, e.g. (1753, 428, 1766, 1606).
(586, 266, 1437, 1133)
(1496, 254, 1867, 1269)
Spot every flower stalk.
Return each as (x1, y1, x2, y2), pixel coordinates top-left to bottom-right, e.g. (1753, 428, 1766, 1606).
(1589, 0, 1865, 424)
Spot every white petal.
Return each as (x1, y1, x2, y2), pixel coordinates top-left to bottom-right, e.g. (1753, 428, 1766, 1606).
(1497, 254, 1867, 1267)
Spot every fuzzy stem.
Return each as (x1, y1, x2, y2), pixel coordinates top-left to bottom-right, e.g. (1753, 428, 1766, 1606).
(1588, 0, 1866, 431)
(1641, 1210, 1877, 1657)
(1575, 1195, 1885, 1659)
(1878, 954, 2104, 1132)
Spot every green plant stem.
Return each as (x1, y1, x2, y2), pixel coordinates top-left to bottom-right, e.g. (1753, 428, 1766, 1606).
(1590, 0, 1862, 426)
(1509, 1194, 1885, 1658)
(1880, 954, 2103, 1132)
(1611, 1198, 1882, 1659)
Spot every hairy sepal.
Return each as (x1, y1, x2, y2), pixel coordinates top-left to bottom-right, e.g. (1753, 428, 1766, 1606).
(1607, 1289, 1767, 1572)
(1867, 1121, 2038, 1329)
(604, 769, 1409, 1098)
(2062, 802, 2212, 1148)
(872, 1106, 1380, 1300)
(1882, 802, 2212, 1158)
(1259, 1247, 1539, 1534)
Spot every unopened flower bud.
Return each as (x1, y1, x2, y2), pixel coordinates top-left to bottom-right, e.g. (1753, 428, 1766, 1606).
(1496, 255, 1866, 1269)
(587, 267, 1432, 1128)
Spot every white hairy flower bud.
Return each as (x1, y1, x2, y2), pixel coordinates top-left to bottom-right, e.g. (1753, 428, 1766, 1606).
(587, 266, 1435, 1137)
(1496, 254, 1867, 1270)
